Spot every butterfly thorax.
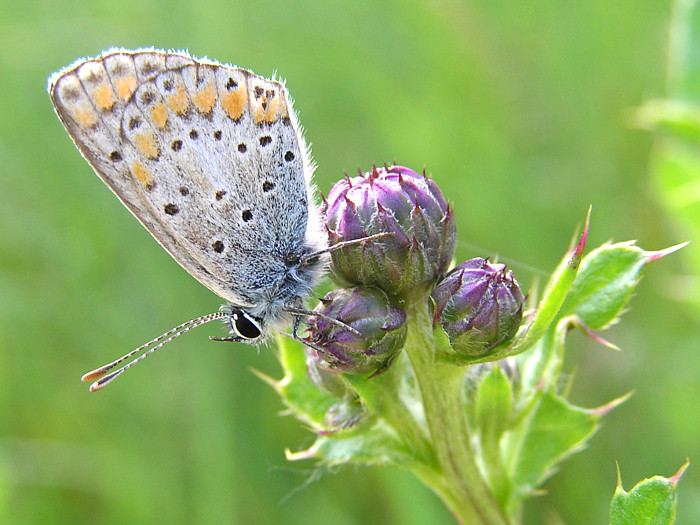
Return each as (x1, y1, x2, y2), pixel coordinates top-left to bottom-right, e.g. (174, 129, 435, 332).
(225, 240, 328, 340)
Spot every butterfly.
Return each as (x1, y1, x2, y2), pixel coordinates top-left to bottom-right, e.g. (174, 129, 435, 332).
(49, 48, 350, 391)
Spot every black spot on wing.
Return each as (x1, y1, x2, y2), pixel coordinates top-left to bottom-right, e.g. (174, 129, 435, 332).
(164, 203, 179, 215)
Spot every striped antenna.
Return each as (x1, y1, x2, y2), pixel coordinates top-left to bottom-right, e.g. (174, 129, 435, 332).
(81, 312, 228, 392)
(300, 232, 394, 264)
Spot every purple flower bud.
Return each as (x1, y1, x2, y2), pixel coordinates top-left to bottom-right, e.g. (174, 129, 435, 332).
(305, 286, 407, 375)
(431, 258, 524, 357)
(324, 165, 457, 299)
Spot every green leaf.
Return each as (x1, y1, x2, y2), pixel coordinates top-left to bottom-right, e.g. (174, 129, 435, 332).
(558, 242, 647, 330)
(476, 365, 513, 503)
(266, 336, 337, 427)
(477, 366, 512, 442)
(501, 391, 599, 513)
(286, 419, 419, 468)
(502, 208, 589, 358)
(609, 461, 689, 525)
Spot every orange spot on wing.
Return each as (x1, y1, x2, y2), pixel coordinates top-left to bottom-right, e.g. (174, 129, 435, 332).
(150, 102, 168, 129)
(264, 94, 281, 123)
(93, 83, 116, 111)
(221, 85, 247, 120)
(280, 97, 289, 120)
(114, 75, 137, 101)
(131, 160, 154, 189)
(252, 94, 266, 124)
(167, 85, 190, 115)
(134, 132, 160, 159)
(74, 105, 99, 128)
(193, 83, 216, 114)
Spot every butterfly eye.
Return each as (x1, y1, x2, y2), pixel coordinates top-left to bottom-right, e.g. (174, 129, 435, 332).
(231, 310, 262, 340)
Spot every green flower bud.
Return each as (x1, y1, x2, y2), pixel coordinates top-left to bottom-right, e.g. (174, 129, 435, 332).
(324, 165, 457, 299)
(320, 397, 367, 435)
(305, 286, 407, 375)
(432, 258, 524, 357)
(305, 353, 367, 433)
(305, 351, 350, 399)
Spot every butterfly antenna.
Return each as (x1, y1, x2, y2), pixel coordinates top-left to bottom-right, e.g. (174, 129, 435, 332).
(284, 307, 362, 336)
(301, 232, 394, 263)
(81, 312, 228, 392)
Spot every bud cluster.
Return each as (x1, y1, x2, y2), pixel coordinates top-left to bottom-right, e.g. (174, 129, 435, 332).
(304, 165, 524, 376)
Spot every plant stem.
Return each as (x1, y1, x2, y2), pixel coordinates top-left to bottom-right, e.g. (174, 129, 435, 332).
(404, 299, 511, 525)
(345, 363, 434, 465)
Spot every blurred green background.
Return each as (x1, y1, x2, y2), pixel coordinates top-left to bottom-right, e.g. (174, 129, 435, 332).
(1, 0, 698, 523)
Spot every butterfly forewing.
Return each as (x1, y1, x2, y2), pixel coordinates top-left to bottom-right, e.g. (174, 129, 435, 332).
(49, 49, 316, 307)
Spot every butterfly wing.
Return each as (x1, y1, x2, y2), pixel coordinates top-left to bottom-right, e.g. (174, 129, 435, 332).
(49, 49, 320, 307)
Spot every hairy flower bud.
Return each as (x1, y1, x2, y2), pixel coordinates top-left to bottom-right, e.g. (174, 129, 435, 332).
(305, 351, 350, 398)
(305, 354, 368, 433)
(324, 165, 457, 299)
(305, 286, 407, 375)
(431, 258, 524, 357)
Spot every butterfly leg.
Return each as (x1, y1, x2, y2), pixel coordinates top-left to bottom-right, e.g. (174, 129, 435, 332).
(291, 314, 303, 339)
(279, 315, 324, 354)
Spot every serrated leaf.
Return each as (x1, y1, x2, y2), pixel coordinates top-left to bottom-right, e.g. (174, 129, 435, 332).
(501, 391, 599, 513)
(272, 336, 337, 426)
(502, 209, 589, 358)
(558, 242, 647, 330)
(287, 419, 419, 468)
(609, 461, 689, 525)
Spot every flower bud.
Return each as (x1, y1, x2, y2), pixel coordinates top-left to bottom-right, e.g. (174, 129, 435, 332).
(305, 351, 350, 398)
(305, 286, 407, 375)
(305, 354, 368, 433)
(431, 258, 524, 357)
(320, 398, 368, 435)
(324, 165, 457, 299)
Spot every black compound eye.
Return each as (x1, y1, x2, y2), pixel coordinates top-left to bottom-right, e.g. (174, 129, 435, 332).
(284, 253, 300, 266)
(232, 311, 262, 340)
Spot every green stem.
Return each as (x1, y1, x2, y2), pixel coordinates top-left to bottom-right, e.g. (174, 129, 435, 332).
(404, 299, 511, 525)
